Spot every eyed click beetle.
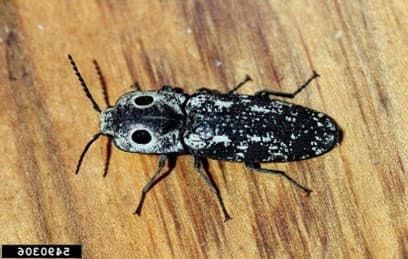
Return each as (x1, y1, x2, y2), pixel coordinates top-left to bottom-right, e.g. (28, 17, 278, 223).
(68, 55, 342, 221)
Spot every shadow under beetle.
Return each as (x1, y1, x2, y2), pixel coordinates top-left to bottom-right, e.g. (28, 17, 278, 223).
(68, 55, 342, 221)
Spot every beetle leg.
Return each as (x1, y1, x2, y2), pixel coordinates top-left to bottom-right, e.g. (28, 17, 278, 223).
(245, 162, 312, 195)
(130, 82, 141, 90)
(134, 155, 176, 215)
(193, 156, 232, 221)
(227, 75, 252, 94)
(255, 71, 319, 99)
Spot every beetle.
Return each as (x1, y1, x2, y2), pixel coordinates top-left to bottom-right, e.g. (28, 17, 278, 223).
(68, 55, 342, 221)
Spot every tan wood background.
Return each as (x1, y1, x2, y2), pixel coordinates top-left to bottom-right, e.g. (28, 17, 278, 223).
(1, 1, 407, 258)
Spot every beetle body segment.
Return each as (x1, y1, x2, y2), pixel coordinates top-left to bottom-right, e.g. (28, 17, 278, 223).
(100, 86, 188, 154)
(184, 91, 340, 162)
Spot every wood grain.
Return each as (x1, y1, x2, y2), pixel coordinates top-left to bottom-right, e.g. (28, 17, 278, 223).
(1, 0, 407, 258)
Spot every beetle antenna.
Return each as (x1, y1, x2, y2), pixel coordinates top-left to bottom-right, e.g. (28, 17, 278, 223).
(102, 138, 112, 177)
(68, 54, 102, 113)
(93, 59, 111, 107)
(92, 59, 113, 177)
(75, 133, 103, 175)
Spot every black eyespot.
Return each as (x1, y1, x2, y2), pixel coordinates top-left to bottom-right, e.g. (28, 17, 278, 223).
(134, 95, 154, 106)
(131, 130, 152, 144)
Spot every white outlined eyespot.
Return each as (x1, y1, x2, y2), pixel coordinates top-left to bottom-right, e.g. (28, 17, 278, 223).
(131, 129, 152, 144)
(133, 94, 155, 109)
(128, 127, 157, 148)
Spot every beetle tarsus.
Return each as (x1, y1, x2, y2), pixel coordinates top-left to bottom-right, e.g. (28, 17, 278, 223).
(255, 71, 320, 99)
(245, 162, 312, 195)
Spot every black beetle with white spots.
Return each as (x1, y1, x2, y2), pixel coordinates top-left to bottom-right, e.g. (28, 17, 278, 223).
(68, 55, 342, 221)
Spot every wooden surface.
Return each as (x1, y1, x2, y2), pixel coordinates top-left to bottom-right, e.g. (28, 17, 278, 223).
(1, 1, 407, 258)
